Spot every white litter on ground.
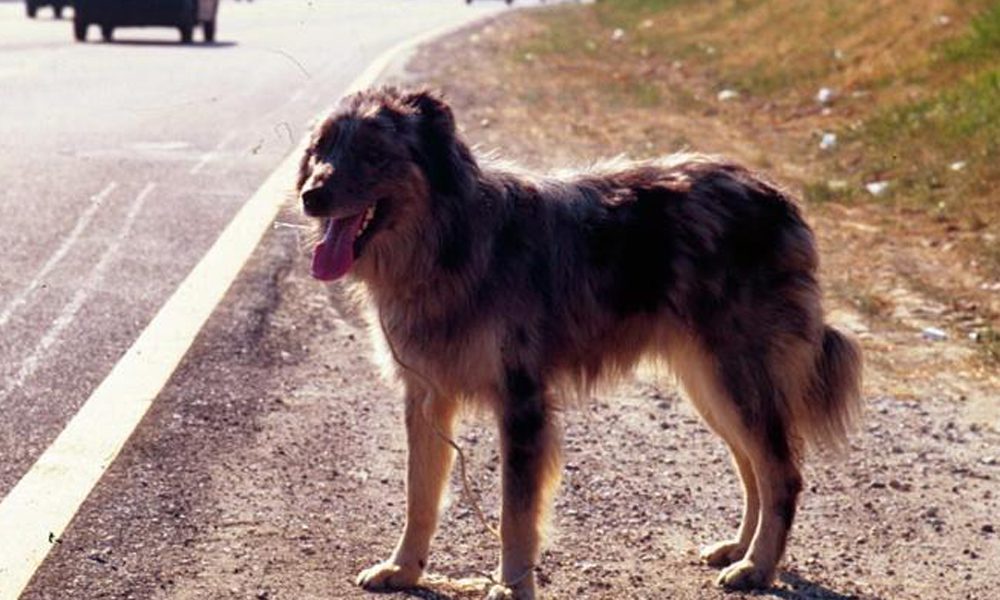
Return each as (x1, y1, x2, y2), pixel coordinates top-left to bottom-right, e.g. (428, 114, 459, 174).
(717, 89, 739, 102)
(816, 87, 836, 104)
(865, 180, 890, 196)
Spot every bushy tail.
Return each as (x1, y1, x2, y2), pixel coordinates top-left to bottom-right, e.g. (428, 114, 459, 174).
(801, 326, 863, 452)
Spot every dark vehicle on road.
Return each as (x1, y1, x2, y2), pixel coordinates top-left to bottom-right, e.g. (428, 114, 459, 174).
(26, 0, 72, 19)
(73, 0, 219, 43)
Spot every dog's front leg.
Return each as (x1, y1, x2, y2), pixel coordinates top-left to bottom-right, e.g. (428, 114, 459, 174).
(356, 384, 458, 591)
(488, 369, 561, 600)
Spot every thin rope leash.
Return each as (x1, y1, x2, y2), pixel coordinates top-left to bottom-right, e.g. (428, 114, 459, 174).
(375, 313, 534, 590)
(377, 312, 500, 541)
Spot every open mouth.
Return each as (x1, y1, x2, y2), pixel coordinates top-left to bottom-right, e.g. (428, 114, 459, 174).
(311, 203, 381, 281)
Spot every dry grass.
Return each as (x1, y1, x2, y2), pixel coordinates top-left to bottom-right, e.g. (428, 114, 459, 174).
(508, 0, 1000, 275)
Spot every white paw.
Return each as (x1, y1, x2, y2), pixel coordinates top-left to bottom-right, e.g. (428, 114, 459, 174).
(484, 576, 536, 600)
(486, 584, 515, 600)
(355, 561, 421, 590)
(700, 540, 747, 568)
(716, 558, 774, 590)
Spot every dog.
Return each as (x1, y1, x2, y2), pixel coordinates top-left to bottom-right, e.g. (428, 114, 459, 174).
(296, 86, 862, 599)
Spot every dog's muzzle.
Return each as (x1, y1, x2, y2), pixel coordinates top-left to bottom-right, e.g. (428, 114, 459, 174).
(302, 187, 331, 217)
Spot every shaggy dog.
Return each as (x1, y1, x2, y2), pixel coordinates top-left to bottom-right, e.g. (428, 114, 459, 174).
(296, 87, 862, 599)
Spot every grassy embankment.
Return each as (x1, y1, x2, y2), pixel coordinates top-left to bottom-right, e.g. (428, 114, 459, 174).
(507, 0, 999, 360)
(519, 0, 998, 234)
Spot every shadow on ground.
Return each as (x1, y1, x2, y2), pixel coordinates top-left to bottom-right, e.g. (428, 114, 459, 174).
(772, 571, 864, 600)
(86, 39, 237, 48)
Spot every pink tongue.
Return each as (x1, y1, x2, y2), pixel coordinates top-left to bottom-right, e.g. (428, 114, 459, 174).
(311, 213, 365, 281)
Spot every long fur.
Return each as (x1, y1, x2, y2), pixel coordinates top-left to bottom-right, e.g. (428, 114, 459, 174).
(297, 87, 863, 597)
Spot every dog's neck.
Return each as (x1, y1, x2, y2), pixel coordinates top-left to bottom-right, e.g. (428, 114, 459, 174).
(359, 173, 502, 320)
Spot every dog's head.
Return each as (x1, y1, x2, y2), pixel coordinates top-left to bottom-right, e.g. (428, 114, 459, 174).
(297, 87, 470, 281)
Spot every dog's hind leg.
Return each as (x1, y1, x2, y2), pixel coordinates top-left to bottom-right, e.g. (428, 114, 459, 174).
(671, 341, 803, 590)
(700, 448, 760, 567)
(487, 368, 561, 600)
(670, 343, 760, 568)
(714, 354, 804, 591)
(719, 400, 802, 589)
(356, 384, 459, 591)
(717, 433, 802, 590)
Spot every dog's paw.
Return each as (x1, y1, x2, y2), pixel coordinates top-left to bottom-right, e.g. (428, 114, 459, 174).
(700, 540, 747, 568)
(486, 584, 514, 600)
(716, 558, 774, 590)
(485, 581, 535, 600)
(355, 561, 421, 591)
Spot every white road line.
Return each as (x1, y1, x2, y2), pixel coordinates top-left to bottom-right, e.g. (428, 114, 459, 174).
(0, 16, 498, 600)
(0, 183, 156, 402)
(189, 130, 236, 175)
(0, 182, 118, 330)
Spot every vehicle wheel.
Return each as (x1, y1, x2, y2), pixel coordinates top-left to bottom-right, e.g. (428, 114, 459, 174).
(203, 21, 216, 43)
(26, 2, 37, 18)
(180, 25, 193, 44)
(74, 20, 88, 42)
(101, 25, 113, 42)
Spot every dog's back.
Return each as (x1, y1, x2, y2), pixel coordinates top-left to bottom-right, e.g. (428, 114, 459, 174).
(459, 155, 860, 449)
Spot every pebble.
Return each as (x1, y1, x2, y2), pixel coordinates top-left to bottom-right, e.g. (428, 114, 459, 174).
(717, 89, 740, 102)
(888, 479, 912, 492)
(819, 132, 837, 150)
(816, 87, 836, 104)
(921, 327, 948, 341)
(865, 180, 890, 196)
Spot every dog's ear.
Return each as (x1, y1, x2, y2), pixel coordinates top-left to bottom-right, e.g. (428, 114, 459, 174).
(401, 90, 471, 195)
(402, 89, 457, 138)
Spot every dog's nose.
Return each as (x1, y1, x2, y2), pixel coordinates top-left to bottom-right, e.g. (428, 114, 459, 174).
(301, 187, 330, 216)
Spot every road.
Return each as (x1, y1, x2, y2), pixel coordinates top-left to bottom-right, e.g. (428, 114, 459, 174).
(0, 1, 511, 597)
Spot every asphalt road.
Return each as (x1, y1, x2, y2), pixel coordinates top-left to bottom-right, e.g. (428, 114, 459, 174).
(0, 0, 509, 495)
(0, 0, 509, 596)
